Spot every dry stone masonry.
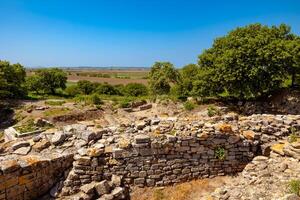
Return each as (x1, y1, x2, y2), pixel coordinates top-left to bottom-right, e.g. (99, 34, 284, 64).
(1, 113, 300, 199)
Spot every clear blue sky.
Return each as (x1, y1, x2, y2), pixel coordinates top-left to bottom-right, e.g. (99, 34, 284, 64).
(0, 0, 299, 67)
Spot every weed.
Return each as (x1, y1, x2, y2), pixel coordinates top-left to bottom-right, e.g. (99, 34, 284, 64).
(287, 179, 300, 196)
(215, 147, 226, 160)
(44, 108, 70, 116)
(207, 105, 220, 117)
(184, 101, 196, 111)
(289, 127, 298, 143)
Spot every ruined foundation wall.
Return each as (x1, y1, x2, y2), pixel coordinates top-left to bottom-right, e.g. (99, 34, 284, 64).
(0, 154, 73, 200)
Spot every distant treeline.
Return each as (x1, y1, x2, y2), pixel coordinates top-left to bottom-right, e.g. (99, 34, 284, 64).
(1, 23, 299, 101)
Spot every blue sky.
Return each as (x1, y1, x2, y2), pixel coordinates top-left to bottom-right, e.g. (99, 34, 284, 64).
(0, 0, 299, 67)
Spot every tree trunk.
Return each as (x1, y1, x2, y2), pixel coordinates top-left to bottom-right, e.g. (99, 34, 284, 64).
(291, 73, 295, 88)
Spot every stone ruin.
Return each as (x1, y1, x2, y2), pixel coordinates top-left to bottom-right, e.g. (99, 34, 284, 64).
(1, 113, 300, 200)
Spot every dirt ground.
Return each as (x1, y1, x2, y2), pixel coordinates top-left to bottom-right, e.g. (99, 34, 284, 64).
(130, 176, 234, 200)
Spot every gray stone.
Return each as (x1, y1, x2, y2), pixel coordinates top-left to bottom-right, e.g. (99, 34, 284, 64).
(95, 180, 111, 196)
(13, 146, 31, 155)
(80, 182, 96, 194)
(12, 141, 30, 150)
(51, 131, 67, 145)
(111, 187, 124, 197)
(111, 175, 122, 186)
(134, 134, 150, 144)
(81, 130, 96, 142)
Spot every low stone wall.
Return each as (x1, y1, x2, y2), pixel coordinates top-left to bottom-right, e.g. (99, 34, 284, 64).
(0, 153, 73, 200)
(61, 131, 257, 197)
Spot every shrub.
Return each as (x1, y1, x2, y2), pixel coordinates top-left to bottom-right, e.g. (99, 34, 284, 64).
(77, 80, 95, 95)
(215, 147, 226, 160)
(119, 98, 131, 108)
(207, 105, 219, 117)
(90, 94, 102, 105)
(184, 101, 195, 111)
(96, 83, 120, 95)
(288, 127, 299, 143)
(123, 83, 148, 97)
(287, 179, 300, 196)
(65, 85, 80, 97)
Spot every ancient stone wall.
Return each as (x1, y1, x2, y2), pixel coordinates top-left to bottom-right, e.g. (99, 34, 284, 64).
(0, 153, 73, 200)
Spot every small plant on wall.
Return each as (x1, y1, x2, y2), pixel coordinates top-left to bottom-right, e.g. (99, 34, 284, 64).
(215, 147, 226, 160)
(287, 179, 300, 196)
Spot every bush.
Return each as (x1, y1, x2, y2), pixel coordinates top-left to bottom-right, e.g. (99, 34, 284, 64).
(90, 94, 102, 105)
(184, 101, 195, 111)
(65, 85, 80, 97)
(77, 80, 95, 95)
(96, 83, 120, 95)
(123, 83, 148, 97)
(207, 105, 219, 117)
(119, 98, 132, 108)
(289, 127, 298, 143)
(215, 147, 226, 160)
(287, 179, 300, 196)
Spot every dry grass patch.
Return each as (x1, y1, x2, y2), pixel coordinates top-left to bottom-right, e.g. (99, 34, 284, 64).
(131, 176, 233, 200)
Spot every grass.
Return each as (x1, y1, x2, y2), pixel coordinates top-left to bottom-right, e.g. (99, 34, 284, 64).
(207, 105, 220, 117)
(45, 100, 66, 106)
(289, 127, 299, 143)
(15, 119, 36, 133)
(44, 107, 70, 117)
(184, 101, 196, 111)
(287, 179, 300, 196)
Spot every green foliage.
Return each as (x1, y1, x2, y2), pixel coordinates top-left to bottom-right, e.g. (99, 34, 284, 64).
(148, 62, 180, 95)
(25, 75, 43, 94)
(289, 127, 299, 143)
(183, 101, 195, 111)
(45, 100, 66, 106)
(214, 147, 226, 160)
(15, 119, 36, 133)
(207, 105, 219, 117)
(29, 68, 67, 94)
(0, 60, 27, 99)
(73, 94, 103, 105)
(96, 83, 120, 95)
(287, 179, 300, 196)
(77, 80, 95, 95)
(119, 98, 132, 108)
(65, 85, 80, 97)
(177, 64, 200, 97)
(90, 93, 102, 105)
(123, 83, 148, 97)
(195, 23, 299, 99)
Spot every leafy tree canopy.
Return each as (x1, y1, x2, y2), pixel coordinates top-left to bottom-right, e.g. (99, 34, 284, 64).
(148, 62, 180, 95)
(0, 60, 26, 99)
(195, 23, 299, 99)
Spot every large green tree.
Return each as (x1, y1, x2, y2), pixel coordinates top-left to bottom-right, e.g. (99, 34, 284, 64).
(148, 62, 180, 95)
(34, 68, 67, 94)
(195, 23, 299, 99)
(174, 64, 200, 97)
(0, 60, 27, 98)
